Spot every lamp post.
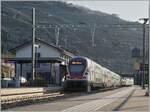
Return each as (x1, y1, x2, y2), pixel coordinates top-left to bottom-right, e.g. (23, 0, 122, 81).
(139, 18, 149, 89)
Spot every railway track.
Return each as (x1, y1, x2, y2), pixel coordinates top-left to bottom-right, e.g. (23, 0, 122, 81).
(1, 91, 63, 109)
(1, 87, 123, 110)
(1, 90, 86, 110)
(2, 92, 63, 104)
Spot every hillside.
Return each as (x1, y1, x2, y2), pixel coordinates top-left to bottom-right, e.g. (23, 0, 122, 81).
(1, 1, 145, 73)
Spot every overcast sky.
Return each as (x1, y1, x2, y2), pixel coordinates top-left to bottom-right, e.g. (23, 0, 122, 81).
(66, 1, 149, 22)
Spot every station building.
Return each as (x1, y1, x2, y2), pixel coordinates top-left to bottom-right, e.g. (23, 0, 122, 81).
(2, 38, 74, 87)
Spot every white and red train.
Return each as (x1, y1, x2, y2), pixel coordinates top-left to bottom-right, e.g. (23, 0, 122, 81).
(63, 56, 133, 91)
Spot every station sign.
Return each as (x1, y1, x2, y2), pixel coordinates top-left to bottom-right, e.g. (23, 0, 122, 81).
(72, 61, 82, 64)
(133, 62, 140, 70)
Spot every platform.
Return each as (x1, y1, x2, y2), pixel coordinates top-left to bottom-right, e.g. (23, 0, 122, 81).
(3, 86, 149, 111)
(1, 86, 62, 96)
(98, 86, 149, 111)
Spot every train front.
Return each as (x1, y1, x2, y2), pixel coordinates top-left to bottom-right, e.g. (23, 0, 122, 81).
(64, 57, 88, 90)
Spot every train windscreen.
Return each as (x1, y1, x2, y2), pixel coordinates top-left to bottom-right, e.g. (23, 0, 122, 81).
(69, 64, 85, 73)
(68, 58, 87, 76)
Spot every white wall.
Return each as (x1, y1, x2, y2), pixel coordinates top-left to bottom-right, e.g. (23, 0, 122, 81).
(16, 43, 61, 58)
(16, 45, 32, 58)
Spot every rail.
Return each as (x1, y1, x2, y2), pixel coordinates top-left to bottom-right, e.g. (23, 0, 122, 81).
(1, 92, 63, 104)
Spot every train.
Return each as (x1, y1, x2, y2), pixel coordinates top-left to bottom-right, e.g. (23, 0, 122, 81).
(63, 56, 133, 91)
(121, 77, 134, 86)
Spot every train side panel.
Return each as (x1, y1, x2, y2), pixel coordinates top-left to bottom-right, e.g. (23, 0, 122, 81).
(86, 58, 105, 88)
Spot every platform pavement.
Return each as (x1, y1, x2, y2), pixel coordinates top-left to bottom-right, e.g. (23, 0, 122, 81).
(118, 86, 149, 112)
(1, 86, 62, 96)
(2, 86, 149, 112)
(97, 85, 149, 112)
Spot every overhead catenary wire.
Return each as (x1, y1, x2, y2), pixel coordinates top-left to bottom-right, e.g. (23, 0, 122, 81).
(35, 23, 148, 48)
(36, 24, 147, 29)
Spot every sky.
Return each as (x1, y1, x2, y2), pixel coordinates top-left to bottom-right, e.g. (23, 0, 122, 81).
(66, 1, 149, 22)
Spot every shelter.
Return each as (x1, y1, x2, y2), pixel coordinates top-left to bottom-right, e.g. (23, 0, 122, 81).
(2, 38, 74, 87)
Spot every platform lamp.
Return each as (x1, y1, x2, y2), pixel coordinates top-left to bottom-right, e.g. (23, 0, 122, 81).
(138, 18, 149, 90)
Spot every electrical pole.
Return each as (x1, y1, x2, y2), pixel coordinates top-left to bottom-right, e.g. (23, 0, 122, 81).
(91, 24, 96, 47)
(64, 36, 67, 48)
(32, 8, 36, 82)
(55, 26, 60, 46)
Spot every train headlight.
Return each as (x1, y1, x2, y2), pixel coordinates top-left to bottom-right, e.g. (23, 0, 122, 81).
(83, 75, 87, 79)
(85, 72, 88, 75)
(66, 75, 70, 79)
